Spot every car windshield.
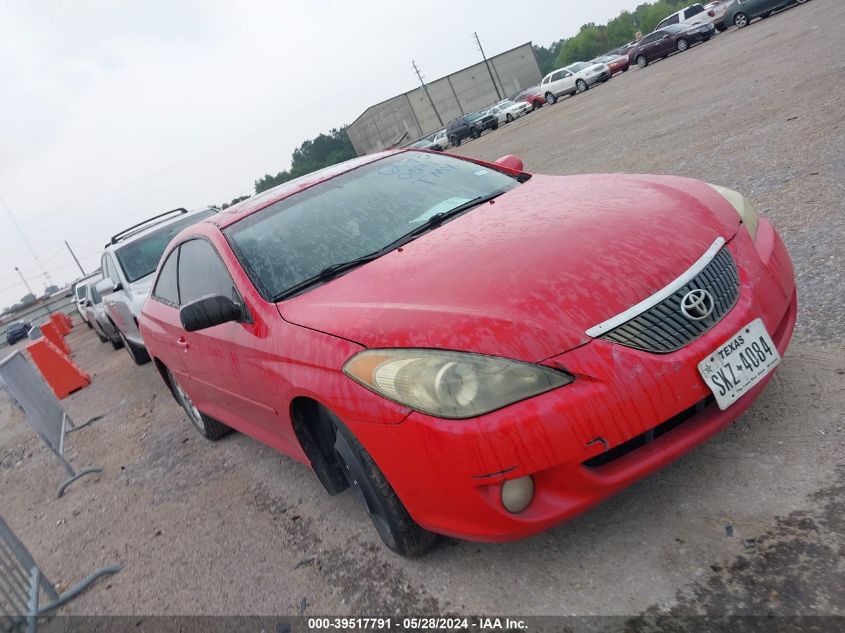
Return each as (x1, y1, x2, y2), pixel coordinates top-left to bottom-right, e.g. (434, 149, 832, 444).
(224, 152, 521, 301)
(498, 100, 515, 108)
(466, 113, 482, 121)
(115, 209, 216, 283)
(567, 62, 590, 73)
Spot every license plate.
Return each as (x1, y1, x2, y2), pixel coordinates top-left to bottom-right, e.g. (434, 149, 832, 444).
(697, 318, 781, 410)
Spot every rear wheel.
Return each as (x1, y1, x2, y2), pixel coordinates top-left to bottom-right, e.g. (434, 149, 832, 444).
(677, 38, 689, 51)
(575, 79, 588, 93)
(470, 127, 480, 139)
(506, 113, 514, 123)
(119, 331, 150, 365)
(734, 12, 749, 27)
(331, 415, 435, 557)
(545, 92, 557, 104)
(715, 22, 726, 32)
(637, 54, 648, 68)
(450, 135, 460, 147)
(168, 369, 231, 441)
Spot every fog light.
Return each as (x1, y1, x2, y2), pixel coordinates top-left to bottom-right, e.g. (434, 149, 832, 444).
(501, 475, 534, 514)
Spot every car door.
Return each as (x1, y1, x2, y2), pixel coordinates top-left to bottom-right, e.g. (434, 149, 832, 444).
(175, 237, 299, 452)
(144, 246, 189, 378)
(651, 31, 674, 58)
(100, 252, 133, 336)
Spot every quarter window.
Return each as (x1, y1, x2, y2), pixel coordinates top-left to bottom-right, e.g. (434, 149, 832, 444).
(177, 239, 238, 306)
(152, 248, 180, 306)
(687, 4, 704, 17)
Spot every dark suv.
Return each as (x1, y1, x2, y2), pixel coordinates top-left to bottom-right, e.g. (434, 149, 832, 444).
(5, 321, 31, 345)
(446, 112, 498, 147)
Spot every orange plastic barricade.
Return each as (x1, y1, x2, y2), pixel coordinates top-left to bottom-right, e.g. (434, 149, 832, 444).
(26, 338, 91, 399)
(61, 312, 73, 330)
(50, 313, 70, 335)
(40, 321, 70, 356)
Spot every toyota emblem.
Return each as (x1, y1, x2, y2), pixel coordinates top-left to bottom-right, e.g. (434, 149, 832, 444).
(680, 288, 715, 321)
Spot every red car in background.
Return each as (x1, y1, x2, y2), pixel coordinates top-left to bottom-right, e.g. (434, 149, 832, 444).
(512, 86, 545, 111)
(139, 150, 796, 556)
(592, 54, 630, 75)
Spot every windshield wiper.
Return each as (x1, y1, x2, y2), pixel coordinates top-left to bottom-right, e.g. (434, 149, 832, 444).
(273, 192, 502, 302)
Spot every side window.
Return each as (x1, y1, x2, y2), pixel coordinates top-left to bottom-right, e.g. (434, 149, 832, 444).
(550, 71, 563, 82)
(665, 13, 680, 25)
(687, 4, 704, 17)
(105, 253, 121, 285)
(541, 75, 549, 85)
(152, 247, 180, 306)
(177, 239, 238, 306)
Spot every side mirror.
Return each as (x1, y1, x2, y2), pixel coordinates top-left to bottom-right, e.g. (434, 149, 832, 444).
(494, 155, 524, 172)
(95, 278, 118, 295)
(180, 295, 242, 332)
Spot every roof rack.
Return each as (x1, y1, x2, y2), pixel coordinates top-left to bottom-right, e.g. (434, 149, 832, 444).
(109, 208, 188, 245)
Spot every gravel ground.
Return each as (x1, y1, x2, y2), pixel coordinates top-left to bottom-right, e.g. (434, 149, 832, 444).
(1, 0, 843, 624)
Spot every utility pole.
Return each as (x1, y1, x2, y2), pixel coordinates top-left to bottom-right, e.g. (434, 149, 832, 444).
(412, 60, 444, 127)
(64, 240, 86, 276)
(14, 267, 34, 296)
(473, 32, 503, 101)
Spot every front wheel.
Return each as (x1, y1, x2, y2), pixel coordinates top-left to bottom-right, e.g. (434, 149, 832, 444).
(715, 22, 726, 32)
(637, 55, 648, 68)
(470, 127, 480, 139)
(677, 38, 689, 52)
(450, 135, 460, 147)
(332, 417, 436, 557)
(545, 92, 557, 104)
(734, 12, 749, 27)
(575, 79, 588, 93)
(119, 331, 150, 365)
(168, 369, 231, 441)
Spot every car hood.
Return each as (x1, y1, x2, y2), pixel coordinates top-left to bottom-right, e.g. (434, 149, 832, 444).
(278, 174, 741, 362)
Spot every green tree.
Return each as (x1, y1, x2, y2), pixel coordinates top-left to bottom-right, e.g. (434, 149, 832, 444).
(533, 39, 565, 75)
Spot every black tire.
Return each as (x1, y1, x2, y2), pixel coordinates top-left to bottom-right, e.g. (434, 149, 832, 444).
(677, 38, 689, 52)
(110, 334, 123, 350)
(450, 135, 460, 147)
(506, 113, 514, 123)
(575, 79, 588, 93)
(545, 91, 557, 104)
(532, 99, 541, 110)
(490, 122, 498, 131)
(332, 417, 436, 557)
(734, 12, 749, 27)
(168, 369, 231, 441)
(95, 329, 108, 343)
(85, 319, 94, 330)
(119, 331, 150, 365)
(470, 127, 480, 139)
(637, 54, 648, 68)
(715, 22, 726, 32)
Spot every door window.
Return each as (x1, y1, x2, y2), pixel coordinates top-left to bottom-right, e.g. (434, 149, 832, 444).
(550, 71, 563, 82)
(152, 247, 180, 306)
(177, 239, 239, 306)
(104, 253, 121, 285)
(686, 4, 704, 17)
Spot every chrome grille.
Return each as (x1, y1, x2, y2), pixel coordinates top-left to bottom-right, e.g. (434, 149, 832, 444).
(600, 248, 740, 353)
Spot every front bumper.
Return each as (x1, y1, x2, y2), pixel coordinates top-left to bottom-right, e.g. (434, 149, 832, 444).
(355, 219, 796, 541)
(587, 70, 611, 85)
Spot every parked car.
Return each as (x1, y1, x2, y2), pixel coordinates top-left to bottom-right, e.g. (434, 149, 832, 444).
(655, 3, 717, 30)
(486, 100, 532, 124)
(139, 149, 796, 557)
(5, 321, 31, 345)
(705, 0, 730, 30)
(512, 86, 546, 111)
(72, 272, 102, 328)
(445, 112, 497, 147)
(96, 206, 217, 365)
(540, 61, 611, 104)
(431, 129, 449, 151)
(628, 22, 715, 68)
(83, 276, 123, 349)
(591, 54, 631, 75)
(723, 0, 808, 29)
(409, 134, 438, 150)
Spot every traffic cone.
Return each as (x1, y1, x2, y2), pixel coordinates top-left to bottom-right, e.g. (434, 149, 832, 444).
(27, 338, 91, 399)
(50, 313, 70, 336)
(40, 321, 71, 356)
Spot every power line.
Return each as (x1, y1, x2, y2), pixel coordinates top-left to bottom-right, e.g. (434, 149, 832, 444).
(412, 60, 444, 127)
(0, 193, 54, 285)
(473, 32, 503, 101)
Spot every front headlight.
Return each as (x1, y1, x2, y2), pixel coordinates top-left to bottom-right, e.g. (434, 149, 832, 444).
(343, 349, 573, 419)
(707, 183, 759, 241)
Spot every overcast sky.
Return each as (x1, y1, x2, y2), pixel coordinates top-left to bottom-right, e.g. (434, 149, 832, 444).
(0, 0, 636, 308)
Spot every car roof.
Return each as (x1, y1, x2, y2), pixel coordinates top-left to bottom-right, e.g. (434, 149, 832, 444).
(213, 151, 397, 229)
(105, 206, 216, 250)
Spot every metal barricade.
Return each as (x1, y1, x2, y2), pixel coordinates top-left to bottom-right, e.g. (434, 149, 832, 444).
(0, 351, 102, 497)
(0, 513, 120, 633)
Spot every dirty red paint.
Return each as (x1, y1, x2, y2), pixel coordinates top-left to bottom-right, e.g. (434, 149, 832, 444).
(139, 150, 796, 542)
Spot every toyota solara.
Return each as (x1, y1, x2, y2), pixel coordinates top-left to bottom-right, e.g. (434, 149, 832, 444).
(139, 150, 796, 556)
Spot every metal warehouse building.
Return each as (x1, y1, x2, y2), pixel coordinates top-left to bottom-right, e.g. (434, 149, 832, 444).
(347, 42, 542, 156)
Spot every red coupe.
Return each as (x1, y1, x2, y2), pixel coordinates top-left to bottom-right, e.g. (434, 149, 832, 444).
(139, 150, 796, 556)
